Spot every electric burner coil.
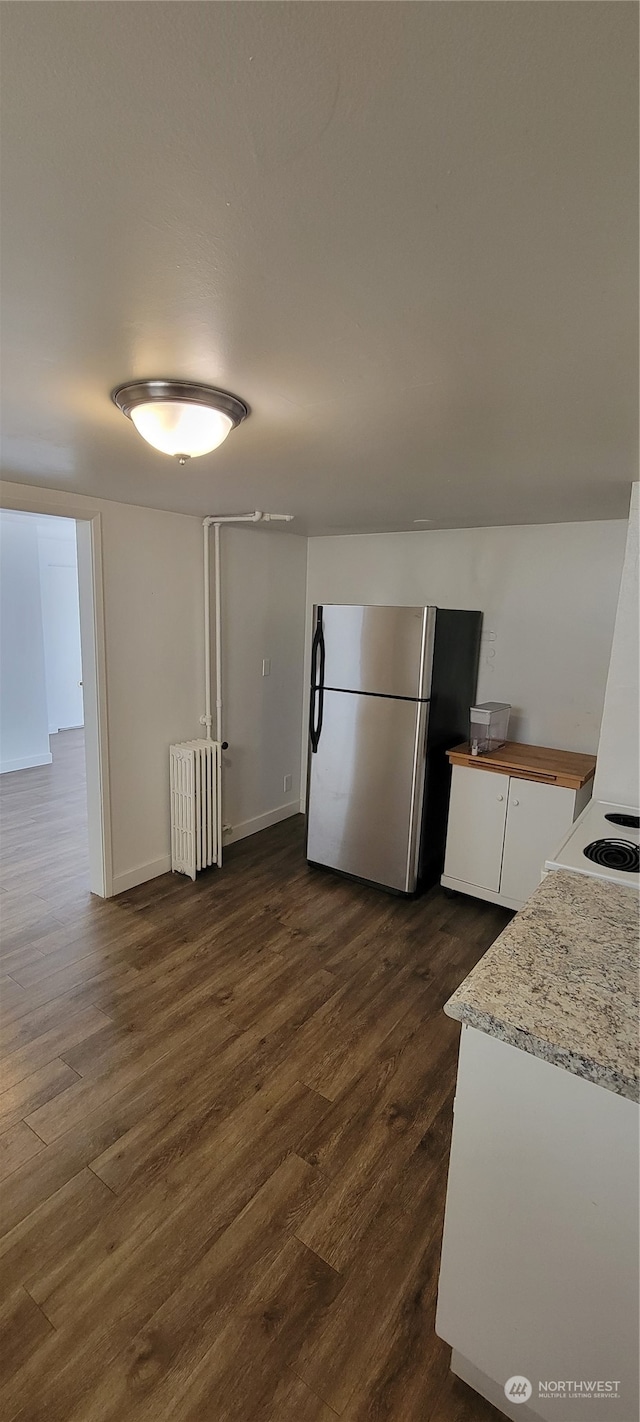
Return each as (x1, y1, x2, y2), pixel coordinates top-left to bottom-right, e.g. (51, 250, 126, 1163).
(582, 839, 639, 873)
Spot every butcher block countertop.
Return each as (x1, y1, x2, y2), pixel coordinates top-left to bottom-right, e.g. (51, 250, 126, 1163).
(447, 740, 596, 790)
(444, 870, 640, 1102)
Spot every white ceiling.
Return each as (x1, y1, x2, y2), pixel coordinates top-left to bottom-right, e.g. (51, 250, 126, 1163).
(1, 2, 637, 534)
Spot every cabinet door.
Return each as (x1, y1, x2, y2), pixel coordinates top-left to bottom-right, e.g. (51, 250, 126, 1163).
(500, 779, 575, 905)
(443, 766, 508, 891)
(436, 1028, 640, 1415)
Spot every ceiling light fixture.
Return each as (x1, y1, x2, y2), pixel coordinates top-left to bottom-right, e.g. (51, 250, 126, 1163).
(111, 380, 249, 465)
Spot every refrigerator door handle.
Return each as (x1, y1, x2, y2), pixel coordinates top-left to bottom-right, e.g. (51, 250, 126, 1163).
(309, 608, 325, 753)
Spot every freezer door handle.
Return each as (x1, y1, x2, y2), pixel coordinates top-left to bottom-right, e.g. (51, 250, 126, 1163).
(309, 607, 325, 753)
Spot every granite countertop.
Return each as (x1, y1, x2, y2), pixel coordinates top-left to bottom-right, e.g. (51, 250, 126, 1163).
(445, 870, 640, 1102)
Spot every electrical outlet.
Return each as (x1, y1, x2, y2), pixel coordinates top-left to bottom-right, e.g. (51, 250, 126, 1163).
(262, 658, 271, 677)
(222, 823, 232, 837)
(283, 773, 292, 794)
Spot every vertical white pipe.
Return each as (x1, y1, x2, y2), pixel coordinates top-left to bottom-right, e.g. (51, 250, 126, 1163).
(214, 522, 223, 867)
(203, 520, 211, 737)
(214, 521, 223, 745)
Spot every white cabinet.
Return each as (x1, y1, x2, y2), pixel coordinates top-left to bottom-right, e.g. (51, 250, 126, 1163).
(436, 1028, 639, 1421)
(442, 763, 591, 910)
(444, 767, 508, 893)
(500, 779, 575, 905)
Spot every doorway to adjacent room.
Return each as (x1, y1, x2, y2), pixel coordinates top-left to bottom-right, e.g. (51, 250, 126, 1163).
(0, 511, 90, 918)
(0, 504, 111, 908)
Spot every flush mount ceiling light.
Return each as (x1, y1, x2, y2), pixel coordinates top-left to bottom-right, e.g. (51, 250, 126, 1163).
(111, 380, 249, 465)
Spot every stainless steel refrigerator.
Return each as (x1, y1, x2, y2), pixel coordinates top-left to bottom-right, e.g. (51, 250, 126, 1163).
(306, 604, 482, 894)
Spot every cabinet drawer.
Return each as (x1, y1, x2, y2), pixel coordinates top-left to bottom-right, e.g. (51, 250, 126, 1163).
(444, 765, 508, 892)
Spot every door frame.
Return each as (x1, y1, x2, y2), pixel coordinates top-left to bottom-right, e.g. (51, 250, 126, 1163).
(0, 485, 113, 897)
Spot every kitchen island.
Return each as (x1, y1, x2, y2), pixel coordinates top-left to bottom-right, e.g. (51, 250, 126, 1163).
(435, 871, 639, 1421)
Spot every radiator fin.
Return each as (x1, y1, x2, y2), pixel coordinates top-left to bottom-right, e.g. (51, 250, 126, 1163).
(170, 740, 221, 881)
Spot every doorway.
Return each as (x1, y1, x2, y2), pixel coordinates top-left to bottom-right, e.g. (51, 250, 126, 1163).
(0, 511, 89, 906)
(0, 504, 111, 899)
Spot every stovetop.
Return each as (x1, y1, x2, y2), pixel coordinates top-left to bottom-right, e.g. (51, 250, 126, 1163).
(546, 800, 640, 891)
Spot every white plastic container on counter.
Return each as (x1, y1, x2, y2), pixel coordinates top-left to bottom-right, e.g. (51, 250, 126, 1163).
(469, 702, 511, 756)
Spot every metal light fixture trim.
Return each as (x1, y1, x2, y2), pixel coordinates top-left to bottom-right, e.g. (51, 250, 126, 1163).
(111, 380, 249, 464)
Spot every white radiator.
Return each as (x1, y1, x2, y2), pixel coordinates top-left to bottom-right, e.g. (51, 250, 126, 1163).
(170, 740, 222, 880)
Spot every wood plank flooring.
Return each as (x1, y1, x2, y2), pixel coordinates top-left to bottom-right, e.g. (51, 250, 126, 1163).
(0, 730, 509, 1420)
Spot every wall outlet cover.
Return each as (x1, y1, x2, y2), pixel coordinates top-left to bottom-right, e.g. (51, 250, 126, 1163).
(284, 773, 293, 793)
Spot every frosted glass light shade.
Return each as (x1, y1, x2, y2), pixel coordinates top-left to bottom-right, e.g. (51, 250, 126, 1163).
(130, 401, 233, 459)
(111, 381, 249, 463)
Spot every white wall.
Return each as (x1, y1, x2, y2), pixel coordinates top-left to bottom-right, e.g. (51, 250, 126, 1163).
(1, 483, 206, 891)
(0, 510, 52, 773)
(3, 478, 629, 890)
(0, 482, 308, 894)
(594, 485, 639, 807)
(218, 526, 308, 842)
(303, 520, 627, 801)
(98, 498, 209, 891)
(37, 516, 84, 733)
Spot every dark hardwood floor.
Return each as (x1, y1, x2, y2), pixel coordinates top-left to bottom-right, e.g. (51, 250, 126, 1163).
(0, 730, 509, 1420)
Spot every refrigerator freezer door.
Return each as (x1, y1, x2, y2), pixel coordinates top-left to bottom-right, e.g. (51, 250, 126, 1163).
(306, 689, 429, 892)
(318, 605, 436, 700)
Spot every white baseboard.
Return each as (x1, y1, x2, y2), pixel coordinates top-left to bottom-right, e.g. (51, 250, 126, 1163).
(226, 801, 301, 845)
(110, 804, 302, 896)
(1, 752, 53, 774)
(111, 855, 172, 896)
